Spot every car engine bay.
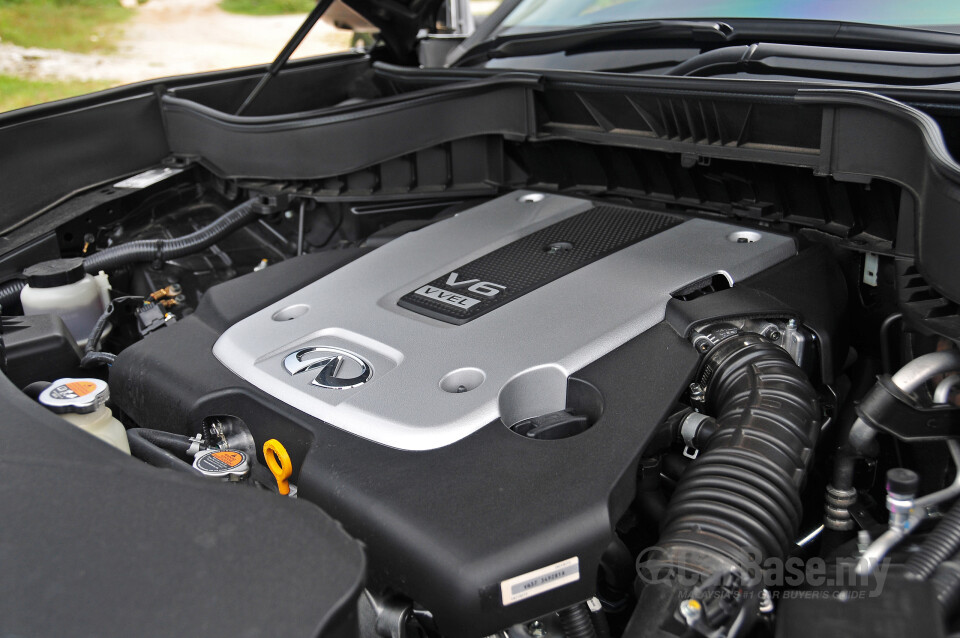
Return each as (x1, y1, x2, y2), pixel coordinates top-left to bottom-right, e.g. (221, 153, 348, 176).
(5, 39, 960, 638)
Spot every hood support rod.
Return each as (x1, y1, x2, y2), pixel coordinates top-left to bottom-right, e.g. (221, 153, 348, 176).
(235, 0, 338, 116)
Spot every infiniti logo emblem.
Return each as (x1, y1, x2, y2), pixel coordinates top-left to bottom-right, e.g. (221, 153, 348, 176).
(283, 347, 372, 389)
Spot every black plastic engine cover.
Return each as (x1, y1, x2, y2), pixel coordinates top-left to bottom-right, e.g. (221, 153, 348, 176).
(110, 248, 700, 636)
(0, 352, 364, 638)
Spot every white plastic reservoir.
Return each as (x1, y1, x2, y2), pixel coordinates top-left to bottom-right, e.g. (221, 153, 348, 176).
(20, 258, 109, 345)
(38, 378, 130, 454)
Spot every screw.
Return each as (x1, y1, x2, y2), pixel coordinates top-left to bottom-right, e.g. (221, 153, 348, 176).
(525, 620, 547, 637)
(697, 341, 711, 353)
(766, 330, 781, 341)
(545, 241, 574, 254)
(689, 383, 706, 402)
(787, 318, 798, 329)
(284, 210, 295, 219)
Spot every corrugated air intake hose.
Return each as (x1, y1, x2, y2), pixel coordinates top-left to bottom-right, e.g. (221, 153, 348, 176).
(632, 333, 820, 637)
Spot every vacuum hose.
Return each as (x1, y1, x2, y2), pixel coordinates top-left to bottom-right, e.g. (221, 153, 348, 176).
(127, 428, 201, 475)
(0, 198, 262, 309)
(634, 333, 820, 636)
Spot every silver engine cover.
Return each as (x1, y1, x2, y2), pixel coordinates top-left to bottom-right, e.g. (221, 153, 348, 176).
(213, 192, 795, 450)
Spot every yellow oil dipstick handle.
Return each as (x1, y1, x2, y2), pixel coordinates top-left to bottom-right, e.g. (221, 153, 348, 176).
(263, 439, 293, 495)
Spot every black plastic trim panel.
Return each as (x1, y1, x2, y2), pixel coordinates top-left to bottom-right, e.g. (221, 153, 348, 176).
(160, 74, 539, 179)
(6, 61, 960, 308)
(0, 360, 365, 638)
(109, 248, 700, 637)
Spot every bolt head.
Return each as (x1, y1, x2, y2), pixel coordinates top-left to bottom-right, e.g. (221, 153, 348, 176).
(544, 241, 574, 254)
(525, 620, 546, 637)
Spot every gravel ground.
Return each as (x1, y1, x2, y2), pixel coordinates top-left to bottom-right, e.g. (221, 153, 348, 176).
(0, 0, 353, 83)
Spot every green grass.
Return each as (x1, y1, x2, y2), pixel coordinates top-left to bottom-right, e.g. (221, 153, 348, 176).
(0, 0, 134, 54)
(219, 0, 316, 15)
(0, 74, 114, 112)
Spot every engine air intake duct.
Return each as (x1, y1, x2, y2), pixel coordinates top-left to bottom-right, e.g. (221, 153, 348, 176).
(633, 333, 820, 636)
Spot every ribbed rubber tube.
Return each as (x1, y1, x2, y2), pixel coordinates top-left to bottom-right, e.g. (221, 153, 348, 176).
(557, 604, 598, 638)
(0, 198, 262, 310)
(0, 278, 26, 310)
(662, 335, 819, 561)
(83, 197, 260, 272)
(931, 553, 960, 617)
(634, 334, 820, 636)
(905, 499, 960, 580)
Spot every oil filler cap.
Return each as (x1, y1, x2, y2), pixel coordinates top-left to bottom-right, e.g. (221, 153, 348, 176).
(192, 449, 250, 481)
(38, 378, 109, 414)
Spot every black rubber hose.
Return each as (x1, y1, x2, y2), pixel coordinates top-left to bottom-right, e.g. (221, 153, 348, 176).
(590, 608, 611, 638)
(83, 197, 261, 272)
(82, 295, 143, 367)
(0, 198, 263, 310)
(905, 499, 960, 580)
(635, 334, 819, 636)
(127, 428, 200, 474)
(0, 279, 26, 312)
(932, 553, 960, 617)
(634, 456, 668, 523)
(133, 428, 197, 453)
(667, 44, 751, 76)
(80, 351, 117, 368)
(664, 335, 819, 559)
(557, 604, 598, 638)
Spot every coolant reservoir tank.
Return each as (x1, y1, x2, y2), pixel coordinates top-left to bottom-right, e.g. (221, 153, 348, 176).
(38, 378, 130, 454)
(20, 258, 107, 345)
